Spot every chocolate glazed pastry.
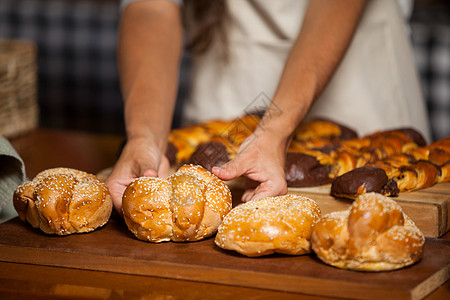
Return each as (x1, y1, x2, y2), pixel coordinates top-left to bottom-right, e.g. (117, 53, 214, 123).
(165, 142, 178, 166)
(331, 137, 450, 199)
(331, 167, 399, 199)
(189, 141, 231, 171)
(285, 153, 333, 187)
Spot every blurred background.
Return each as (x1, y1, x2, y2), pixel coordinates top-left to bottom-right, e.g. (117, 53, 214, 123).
(0, 0, 448, 141)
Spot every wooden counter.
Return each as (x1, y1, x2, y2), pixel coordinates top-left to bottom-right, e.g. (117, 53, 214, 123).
(1, 129, 449, 299)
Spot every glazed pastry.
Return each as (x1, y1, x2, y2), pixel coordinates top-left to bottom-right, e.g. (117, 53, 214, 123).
(13, 168, 112, 235)
(311, 193, 425, 271)
(122, 164, 232, 242)
(331, 137, 450, 199)
(287, 128, 426, 188)
(215, 194, 321, 257)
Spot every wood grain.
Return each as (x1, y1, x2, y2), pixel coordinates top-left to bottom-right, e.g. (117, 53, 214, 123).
(0, 216, 448, 300)
(288, 182, 450, 238)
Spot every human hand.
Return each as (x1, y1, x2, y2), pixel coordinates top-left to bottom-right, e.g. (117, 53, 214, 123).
(105, 137, 170, 214)
(212, 131, 288, 202)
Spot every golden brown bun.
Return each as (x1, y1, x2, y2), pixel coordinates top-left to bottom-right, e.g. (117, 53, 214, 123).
(215, 194, 321, 257)
(13, 168, 112, 235)
(122, 164, 232, 242)
(311, 193, 425, 271)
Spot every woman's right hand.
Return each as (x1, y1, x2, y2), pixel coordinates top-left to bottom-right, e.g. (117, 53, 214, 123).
(105, 136, 170, 215)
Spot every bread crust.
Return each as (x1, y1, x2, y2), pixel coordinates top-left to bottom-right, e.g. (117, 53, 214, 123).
(122, 164, 232, 242)
(311, 193, 425, 271)
(13, 168, 112, 235)
(215, 194, 321, 257)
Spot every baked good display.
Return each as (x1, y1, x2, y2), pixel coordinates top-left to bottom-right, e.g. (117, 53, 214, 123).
(13, 167, 112, 235)
(170, 115, 357, 172)
(311, 192, 425, 271)
(122, 164, 232, 242)
(215, 194, 321, 257)
(167, 114, 260, 168)
(331, 137, 450, 199)
(286, 128, 427, 188)
(166, 114, 448, 196)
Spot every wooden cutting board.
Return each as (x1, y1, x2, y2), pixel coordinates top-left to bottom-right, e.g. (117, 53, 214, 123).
(286, 182, 450, 238)
(0, 217, 449, 300)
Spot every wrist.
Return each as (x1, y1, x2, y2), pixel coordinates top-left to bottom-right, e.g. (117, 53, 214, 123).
(253, 123, 293, 153)
(256, 102, 307, 144)
(126, 129, 168, 153)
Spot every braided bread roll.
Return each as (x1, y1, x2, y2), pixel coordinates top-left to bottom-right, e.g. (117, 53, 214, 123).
(293, 118, 358, 142)
(311, 193, 425, 271)
(122, 164, 232, 242)
(408, 137, 450, 183)
(215, 194, 321, 257)
(188, 136, 237, 171)
(13, 168, 112, 235)
(168, 114, 260, 166)
(331, 137, 450, 199)
(168, 125, 212, 163)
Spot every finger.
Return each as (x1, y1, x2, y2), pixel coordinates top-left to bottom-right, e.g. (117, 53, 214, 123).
(158, 156, 171, 178)
(241, 188, 255, 203)
(142, 169, 158, 177)
(248, 179, 288, 202)
(105, 168, 136, 215)
(107, 182, 128, 216)
(212, 159, 245, 181)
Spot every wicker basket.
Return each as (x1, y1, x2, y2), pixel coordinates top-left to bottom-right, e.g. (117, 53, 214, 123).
(0, 39, 39, 137)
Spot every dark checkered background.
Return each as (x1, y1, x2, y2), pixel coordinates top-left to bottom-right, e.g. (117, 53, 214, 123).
(0, 0, 448, 141)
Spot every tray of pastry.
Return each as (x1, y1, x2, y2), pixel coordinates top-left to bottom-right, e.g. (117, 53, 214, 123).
(162, 115, 450, 238)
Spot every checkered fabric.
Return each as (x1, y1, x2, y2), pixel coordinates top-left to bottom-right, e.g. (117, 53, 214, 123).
(0, 0, 127, 133)
(0, 0, 448, 140)
(410, 2, 450, 141)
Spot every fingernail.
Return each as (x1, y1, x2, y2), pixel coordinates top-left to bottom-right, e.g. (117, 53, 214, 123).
(212, 166, 224, 173)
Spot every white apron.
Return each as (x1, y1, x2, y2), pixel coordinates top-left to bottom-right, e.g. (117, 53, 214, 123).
(183, 0, 431, 142)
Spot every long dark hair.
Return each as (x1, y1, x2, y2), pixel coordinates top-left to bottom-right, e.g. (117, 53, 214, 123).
(183, 0, 228, 57)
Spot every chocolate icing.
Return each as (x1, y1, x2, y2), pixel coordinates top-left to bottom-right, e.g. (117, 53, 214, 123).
(381, 179, 400, 197)
(371, 128, 427, 146)
(165, 141, 178, 165)
(189, 141, 231, 171)
(285, 153, 333, 187)
(338, 126, 358, 140)
(397, 128, 427, 146)
(313, 144, 339, 155)
(331, 167, 399, 198)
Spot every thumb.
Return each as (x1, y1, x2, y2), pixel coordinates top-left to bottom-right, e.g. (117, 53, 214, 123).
(142, 169, 158, 177)
(212, 160, 244, 181)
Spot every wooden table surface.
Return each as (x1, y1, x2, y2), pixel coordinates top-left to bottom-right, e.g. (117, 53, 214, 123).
(2, 129, 449, 300)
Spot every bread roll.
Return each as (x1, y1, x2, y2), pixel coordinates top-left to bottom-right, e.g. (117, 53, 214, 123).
(215, 194, 321, 257)
(311, 193, 425, 271)
(13, 168, 112, 235)
(122, 164, 232, 242)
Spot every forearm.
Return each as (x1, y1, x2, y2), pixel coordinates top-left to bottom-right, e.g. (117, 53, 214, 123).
(258, 0, 367, 145)
(118, 0, 183, 151)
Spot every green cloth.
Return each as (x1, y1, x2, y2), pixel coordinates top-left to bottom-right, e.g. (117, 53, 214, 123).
(0, 136, 26, 223)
